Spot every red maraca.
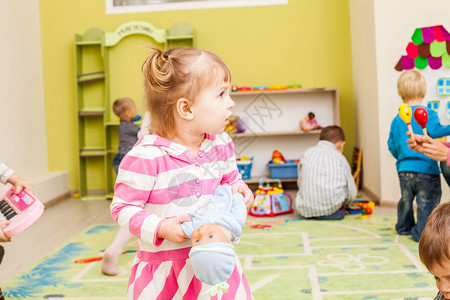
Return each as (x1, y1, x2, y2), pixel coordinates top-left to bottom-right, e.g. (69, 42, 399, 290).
(414, 107, 428, 136)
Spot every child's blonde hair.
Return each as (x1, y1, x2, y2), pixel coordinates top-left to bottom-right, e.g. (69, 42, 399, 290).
(113, 97, 134, 118)
(397, 70, 427, 101)
(141, 47, 231, 138)
(419, 202, 450, 269)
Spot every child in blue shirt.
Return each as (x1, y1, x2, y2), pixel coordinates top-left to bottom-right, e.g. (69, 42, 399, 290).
(388, 69, 450, 242)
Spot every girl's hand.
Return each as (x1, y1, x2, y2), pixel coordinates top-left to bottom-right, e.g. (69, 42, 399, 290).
(0, 220, 11, 242)
(231, 184, 254, 210)
(407, 132, 449, 161)
(8, 173, 33, 194)
(157, 214, 191, 244)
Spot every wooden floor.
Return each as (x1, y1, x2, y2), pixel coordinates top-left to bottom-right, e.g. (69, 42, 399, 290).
(0, 190, 395, 286)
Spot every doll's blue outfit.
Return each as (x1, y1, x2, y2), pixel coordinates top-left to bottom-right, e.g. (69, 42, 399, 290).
(181, 185, 247, 296)
(181, 185, 247, 241)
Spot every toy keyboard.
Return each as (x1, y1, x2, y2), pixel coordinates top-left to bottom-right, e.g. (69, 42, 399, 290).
(0, 186, 44, 238)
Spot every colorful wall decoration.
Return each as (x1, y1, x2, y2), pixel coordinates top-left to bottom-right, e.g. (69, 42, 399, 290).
(395, 25, 450, 71)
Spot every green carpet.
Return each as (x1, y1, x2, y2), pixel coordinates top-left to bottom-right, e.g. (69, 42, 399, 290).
(3, 215, 438, 299)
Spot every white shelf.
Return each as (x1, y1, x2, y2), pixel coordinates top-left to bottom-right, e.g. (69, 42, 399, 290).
(244, 177, 297, 184)
(229, 130, 320, 138)
(230, 87, 334, 96)
(229, 88, 339, 178)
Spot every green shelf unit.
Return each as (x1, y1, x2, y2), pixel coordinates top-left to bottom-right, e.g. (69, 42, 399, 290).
(75, 21, 195, 200)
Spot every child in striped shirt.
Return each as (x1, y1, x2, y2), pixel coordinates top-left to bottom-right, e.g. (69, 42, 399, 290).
(110, 47, 254, 299)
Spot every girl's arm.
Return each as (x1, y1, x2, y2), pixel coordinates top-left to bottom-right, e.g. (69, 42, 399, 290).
(110, 148, 187, 246)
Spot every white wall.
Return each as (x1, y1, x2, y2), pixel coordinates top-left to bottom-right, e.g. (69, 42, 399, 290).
(350, 0, 450, 204)
(0, 1, 69, 203)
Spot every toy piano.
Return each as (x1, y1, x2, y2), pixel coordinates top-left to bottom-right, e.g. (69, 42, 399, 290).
(0, 186, 44, 238)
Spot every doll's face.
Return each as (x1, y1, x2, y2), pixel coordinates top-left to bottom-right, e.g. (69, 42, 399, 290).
(191, 224, 231, 246)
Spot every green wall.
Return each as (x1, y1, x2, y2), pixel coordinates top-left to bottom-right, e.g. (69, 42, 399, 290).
(40, 0, 354, 190)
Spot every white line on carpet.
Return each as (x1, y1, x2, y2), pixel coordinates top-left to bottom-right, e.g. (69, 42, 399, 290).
(250, 274, 280, 292)
(398, 242, 426, 272)
(322, 287, 437, 295)
(318, 269, 429, 276)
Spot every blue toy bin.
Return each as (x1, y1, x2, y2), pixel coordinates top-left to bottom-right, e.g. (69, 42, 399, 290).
(237, 158, 253, 180)
(267, 160, 298, 179)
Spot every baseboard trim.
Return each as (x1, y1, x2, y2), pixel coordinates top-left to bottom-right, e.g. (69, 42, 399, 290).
(43, 191, 72, 208)
(361, 186, 380, 205)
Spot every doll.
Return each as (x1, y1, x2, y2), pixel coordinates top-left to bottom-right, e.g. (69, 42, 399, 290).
(300, 112, 322, 131)
(181, 185, 247, 296)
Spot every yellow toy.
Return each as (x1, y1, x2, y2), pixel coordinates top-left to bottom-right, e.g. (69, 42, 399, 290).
(398, 103, 415, 143)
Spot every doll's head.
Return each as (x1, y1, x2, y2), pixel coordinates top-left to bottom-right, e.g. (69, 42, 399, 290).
(189, 224, 236, 295)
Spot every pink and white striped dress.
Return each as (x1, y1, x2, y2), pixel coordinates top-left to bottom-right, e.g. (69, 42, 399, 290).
(111, 132, 253, 300)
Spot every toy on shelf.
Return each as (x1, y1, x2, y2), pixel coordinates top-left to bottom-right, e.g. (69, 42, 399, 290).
(267, 152, 299, 179)
(249, 177, 293, 217)
(0, 186, 44, 238)
(414, 107, 428, 136)
(225, 115, 246, 134)
(237, 86, 252, 92)
(268, 84, 287, 90)
(272, 150, 286, 164)
(345, 199, 375, 218)
(236, 156, 253, 180)
(230, 84, 303, 92)
(253, 85, 268, 90)
(398, 103, 415, 142)
(300, 112, 322, 132)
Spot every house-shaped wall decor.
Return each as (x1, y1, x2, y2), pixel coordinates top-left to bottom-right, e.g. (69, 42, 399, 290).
(393, 25, 450, 123)
(395, 25, 450, 71)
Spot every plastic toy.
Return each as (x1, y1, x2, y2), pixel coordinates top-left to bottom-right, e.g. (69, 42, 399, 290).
(74, 250, 136, 264)
(237, 86, 251, 91)
(236, 156, 253, 179)
(300, 112, 322, 132)
(252, 85, 268, 90)
(272, 150, 286, 164)
(0, 186, 44, 238)
(249, 177, 293, 217)
(268, 84, 287, 90)
(398, 103, 415, 142)
(346, 199, 375, 217)
(225, 115, 245, 133)
(414, 107, 428, 136)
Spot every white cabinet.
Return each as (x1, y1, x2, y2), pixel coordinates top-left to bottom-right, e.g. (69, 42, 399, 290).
(229, 88, 340, 182)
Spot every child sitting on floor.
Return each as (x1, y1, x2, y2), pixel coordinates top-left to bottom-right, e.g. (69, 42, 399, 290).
(418, 202, 450, 300)
(181, 185, 247, 296)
